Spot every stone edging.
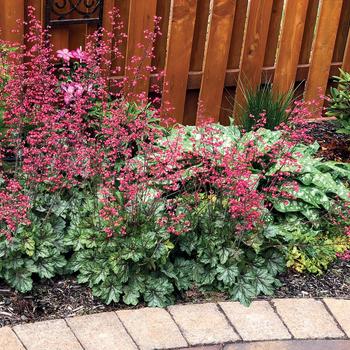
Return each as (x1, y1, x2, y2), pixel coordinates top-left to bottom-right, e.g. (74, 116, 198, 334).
(1, 298, 349, 350)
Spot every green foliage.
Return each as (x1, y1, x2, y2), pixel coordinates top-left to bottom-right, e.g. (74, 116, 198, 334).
(264, 219, 349, 274)
(65, 191, 177, 307)
(0, 192, 70, 292)
(235, 84, 295, 131)
(0, 123, 349, 307)
(326, 69, 350, 134)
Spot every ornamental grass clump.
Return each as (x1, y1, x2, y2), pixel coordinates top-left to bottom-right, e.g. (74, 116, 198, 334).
(0, 8, 349, 306)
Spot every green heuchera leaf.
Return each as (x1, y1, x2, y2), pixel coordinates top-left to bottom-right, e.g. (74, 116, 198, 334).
(216, 264, 239, 286)
(143, 276, 174, 307)
(230, 275, 257, 306)
(92, 279, 123, 304)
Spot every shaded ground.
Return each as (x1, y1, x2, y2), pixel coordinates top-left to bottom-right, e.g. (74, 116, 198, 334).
(307, 121, 350, 162)
(1, 260, 349, 328)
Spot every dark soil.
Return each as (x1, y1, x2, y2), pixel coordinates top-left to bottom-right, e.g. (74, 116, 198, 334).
(307, 121, 350, 162)
(1, 260, 349, 328)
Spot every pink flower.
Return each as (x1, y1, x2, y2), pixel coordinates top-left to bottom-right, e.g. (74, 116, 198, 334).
(71, 47, 87, 62)
(57, 48, 73, 62)
(61, 83, 84, 104)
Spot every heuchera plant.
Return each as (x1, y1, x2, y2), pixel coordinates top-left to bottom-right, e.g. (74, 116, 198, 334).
(0, 8, 349, 305)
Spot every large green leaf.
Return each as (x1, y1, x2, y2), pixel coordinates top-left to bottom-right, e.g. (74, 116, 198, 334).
(216, 264, 239, 286)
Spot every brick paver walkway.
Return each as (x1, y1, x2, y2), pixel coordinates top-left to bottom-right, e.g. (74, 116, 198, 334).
(1, 298, 349, 350)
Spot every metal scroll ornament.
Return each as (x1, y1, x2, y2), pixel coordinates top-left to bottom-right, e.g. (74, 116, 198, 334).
(45, 0, 104, 27)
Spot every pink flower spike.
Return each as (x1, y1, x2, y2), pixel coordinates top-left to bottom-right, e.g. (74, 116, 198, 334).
(57, 48, 73, 62)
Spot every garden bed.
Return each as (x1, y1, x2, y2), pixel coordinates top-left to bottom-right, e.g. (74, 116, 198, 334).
(1, 260, 349, 328)
(307, 121, 350, 162)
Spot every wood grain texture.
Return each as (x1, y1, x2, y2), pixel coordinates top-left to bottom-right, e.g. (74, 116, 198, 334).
(343, 29, 350, 72)
(162, 0, 197, 124)
(197, 0, 236, 124)
(263, 0, 284, 67)
(273, 0, 309, 94)
(304, 0, 343, 109)
(189, 0, 210, 71)
(233, 0, 273, 121)
(332, 0, 350, 62)
(298, 0, 319, 65)
(125, 0, 157, 96)
(227, 0, 248, 69)
(152, 0, 171, 72)
(0, 0, 24, 43)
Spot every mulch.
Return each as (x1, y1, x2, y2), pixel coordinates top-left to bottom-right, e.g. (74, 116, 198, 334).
(1, 260, 349, 328)
(306, 120, 350, 162)
(0, 121, 349, 328)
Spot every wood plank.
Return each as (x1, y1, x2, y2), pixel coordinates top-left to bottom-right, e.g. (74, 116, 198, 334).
(0, 0, 24, 43)
(49, 0, 70, 52)
(343, 29, 350, 72)
(332, 0, 350, 62)
(162, 0, 197, 124)
(189, 0, 210, 71)
(125, 0, 157, 97)
(273, 0, 309, 94)
(227, 0, 248, 69)
(233, 0, 273, 121)
(113, 0, 130, 75)
(152, 0, 171, 73)
(197, 0, 236, 124)
(304, 0, 343, 111)
(298, 0, 319, 64)
(184, 0, 210, 125)
(25, 0, 42, 22)
(263, 0, 284, 67)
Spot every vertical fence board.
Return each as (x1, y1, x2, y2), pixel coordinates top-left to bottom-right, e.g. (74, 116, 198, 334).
(113, 0, 130, 75)
(332, 0, 350, 62)
(162, 0, 197, 124)
(189, 0, 210, 71)
(298, 0, 319, 65)
(233, 0, 273, 120)
(125, 0, 157, 96)
(227, 0, 248, 69)
(273, 0, 309, 94)
(304, 0, 343, 110)
(263, 0, 284, 68)
(183, 0, 210, 125)
(343, 30, 350, 72)
(26, 0, 42, 21)
(0, 0, 24, 43)
(152, 0, 171, 73)
(197, 0, 236, 124)
(50, 1, 70, 52)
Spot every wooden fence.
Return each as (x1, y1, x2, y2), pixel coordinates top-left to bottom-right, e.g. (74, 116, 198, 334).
(1, 0, 350, 125)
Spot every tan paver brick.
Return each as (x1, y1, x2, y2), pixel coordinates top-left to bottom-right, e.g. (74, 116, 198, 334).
(273, 298, 344, 339)
(179, 346, 223, 350)
(324, 298, 350, 337)
(224, 339, 350, 350)
(66, 312, 137, 350)
(117, 307, 188, 350)
(168, 303, 239, 345)
(0, 327, 25, 350)
(219, 301, 290, 341)
(13, 319, 83, 350)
